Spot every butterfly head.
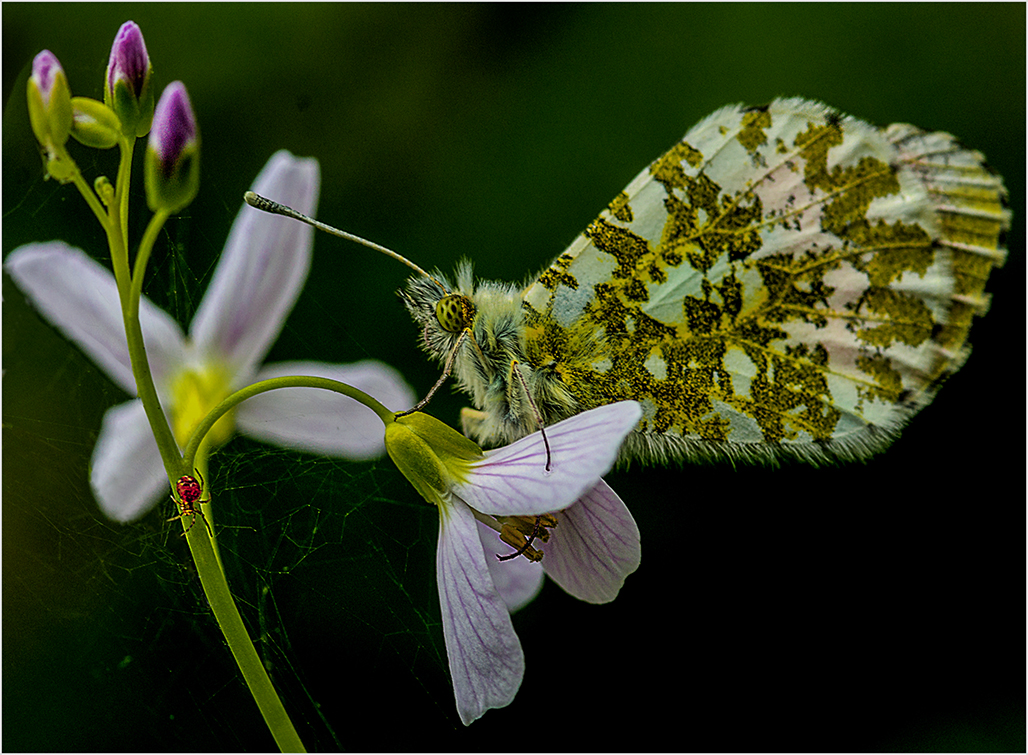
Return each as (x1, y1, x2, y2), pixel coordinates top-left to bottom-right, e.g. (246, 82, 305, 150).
(400, 271, 477, 362)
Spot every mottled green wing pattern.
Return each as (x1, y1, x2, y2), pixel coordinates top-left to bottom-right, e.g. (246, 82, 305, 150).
(521, 98, 1008, 465)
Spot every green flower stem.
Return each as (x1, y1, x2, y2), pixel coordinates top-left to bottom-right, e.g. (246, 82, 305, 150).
(131, 206, 165, 292)
(68, 161, 131, 304)
(192, 437, 226, 575)
(64, 105, 307, 752)
(124, 209, 181, 482)
(115, 137, 135, 248)
(182, 499, 305, 753)
(182, 376, 394, 471)
(172, 376, 394, 752)
(68, 163, 111, 231)
(127, 211, 305, 752)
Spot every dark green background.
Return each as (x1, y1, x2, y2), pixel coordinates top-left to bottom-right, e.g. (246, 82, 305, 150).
(4, 4, 1024, 751)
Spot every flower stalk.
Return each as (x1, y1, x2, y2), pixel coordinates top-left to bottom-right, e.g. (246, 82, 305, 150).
(12, 28, 348, 752)
(182, 375, 393, 472)
(101, 92, 308, 752)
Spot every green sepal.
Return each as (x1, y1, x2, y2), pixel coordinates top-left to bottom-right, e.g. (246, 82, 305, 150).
(106, 68, 154, 138)
(384, 412, 483, 505)
(27, 66, 72, 151)
(144, 139, 200, 214)
(400, 413, 484, 467)
(385, 420, 450, 505)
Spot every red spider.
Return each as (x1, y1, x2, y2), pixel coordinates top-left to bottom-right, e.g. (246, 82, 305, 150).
(168, 470, 213, 537)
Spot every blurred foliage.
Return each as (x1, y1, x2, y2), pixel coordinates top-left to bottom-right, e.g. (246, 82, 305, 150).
(3, 4, 1023, 751)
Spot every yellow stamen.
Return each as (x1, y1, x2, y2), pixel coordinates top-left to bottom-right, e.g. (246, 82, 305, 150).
(495, 514, 558, 562)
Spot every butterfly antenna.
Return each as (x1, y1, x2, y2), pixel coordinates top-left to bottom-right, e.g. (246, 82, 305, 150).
(244, 191, 442, 285)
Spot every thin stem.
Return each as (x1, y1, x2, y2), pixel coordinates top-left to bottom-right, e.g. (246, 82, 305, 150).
(106, 141, 135, 305)
(182, 375, 394, 471)
(116, 137, 135, 248)
(122, 210, 181, 484)
(91, 131, 307, 752)
(181, 505, 305, 752)
(173, 374, 394, 753)
(69, 166, 110, 229)
(192, 439, 226, 575)
(131, 206, 164, 293)
(68, 163, 132, 305)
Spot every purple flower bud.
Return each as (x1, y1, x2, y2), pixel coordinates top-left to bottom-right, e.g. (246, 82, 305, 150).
(27, 49, 74, 179)
(107, 22, 149, 98)
(150, 83, 196, 169)
(145, 82, 200, 213)
(32, 50, 64, 108)
(104, 21, 154, 137)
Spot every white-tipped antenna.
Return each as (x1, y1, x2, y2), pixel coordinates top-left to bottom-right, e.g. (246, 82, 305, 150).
(244, 191, 436, 281)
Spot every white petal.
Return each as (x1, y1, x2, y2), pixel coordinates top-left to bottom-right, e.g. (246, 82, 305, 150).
(235, 360, 415, 459)
(454, 401, 642, 517)
(5, 242, 186, 393)
(476, 521, 545, 613)
(190, 151, 319, 372)
(437, 497, 524, 725)
(541, 479, 641, 604)
(91, 400, 172, 522)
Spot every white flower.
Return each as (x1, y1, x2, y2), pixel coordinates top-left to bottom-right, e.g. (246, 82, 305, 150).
(5, 150, 415, 523)
(385, 401, 642, 724)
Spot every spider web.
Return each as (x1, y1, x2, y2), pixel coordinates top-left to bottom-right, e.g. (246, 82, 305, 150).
(2, 147, 467, 749)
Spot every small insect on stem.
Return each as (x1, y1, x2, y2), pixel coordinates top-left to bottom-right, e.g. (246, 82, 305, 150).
(168, 470, 213, 537)
(497, 516, 542, 562)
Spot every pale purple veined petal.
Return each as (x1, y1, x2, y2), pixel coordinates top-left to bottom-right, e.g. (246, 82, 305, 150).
(437, 497, 524, 725)
(454, 401, 642, 517)
(476, 519, 544, 612)
(190, 150, 319, 373)
(91, 399, 172, 522)
(541, 479, 640, 604)
(236, 360, 416, 459)
(4, 242, 186, 394)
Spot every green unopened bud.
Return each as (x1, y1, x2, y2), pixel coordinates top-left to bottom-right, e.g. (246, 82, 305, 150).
(70, 97, 121, 149)
(104, 21, 154, 137)
(94, 175, 116, 207)
(144, 82, 200, 213)
(27, 50, 75, 181)
(384, 413, 483, 505)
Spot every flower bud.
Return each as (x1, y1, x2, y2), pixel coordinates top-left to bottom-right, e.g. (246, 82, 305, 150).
(144, 82, 200, 213)
(27, 50, 73, 167)
(104, 21, 154, 137)
(70, 97, 121, 149)
(94, 176, 116, 207)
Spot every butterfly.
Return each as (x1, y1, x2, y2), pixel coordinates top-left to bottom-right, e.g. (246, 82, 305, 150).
(396, 97, 1009, 466)
(246, 97, 1009, 467)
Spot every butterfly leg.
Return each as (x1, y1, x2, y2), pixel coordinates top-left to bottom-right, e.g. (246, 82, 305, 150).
(510, 360, 552, 471)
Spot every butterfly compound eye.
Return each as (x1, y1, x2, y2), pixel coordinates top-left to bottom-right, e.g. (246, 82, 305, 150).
(435, 294, 476, 333)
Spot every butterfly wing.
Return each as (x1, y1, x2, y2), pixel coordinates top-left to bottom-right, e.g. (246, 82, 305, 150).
(521, 97, 1009, 465)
